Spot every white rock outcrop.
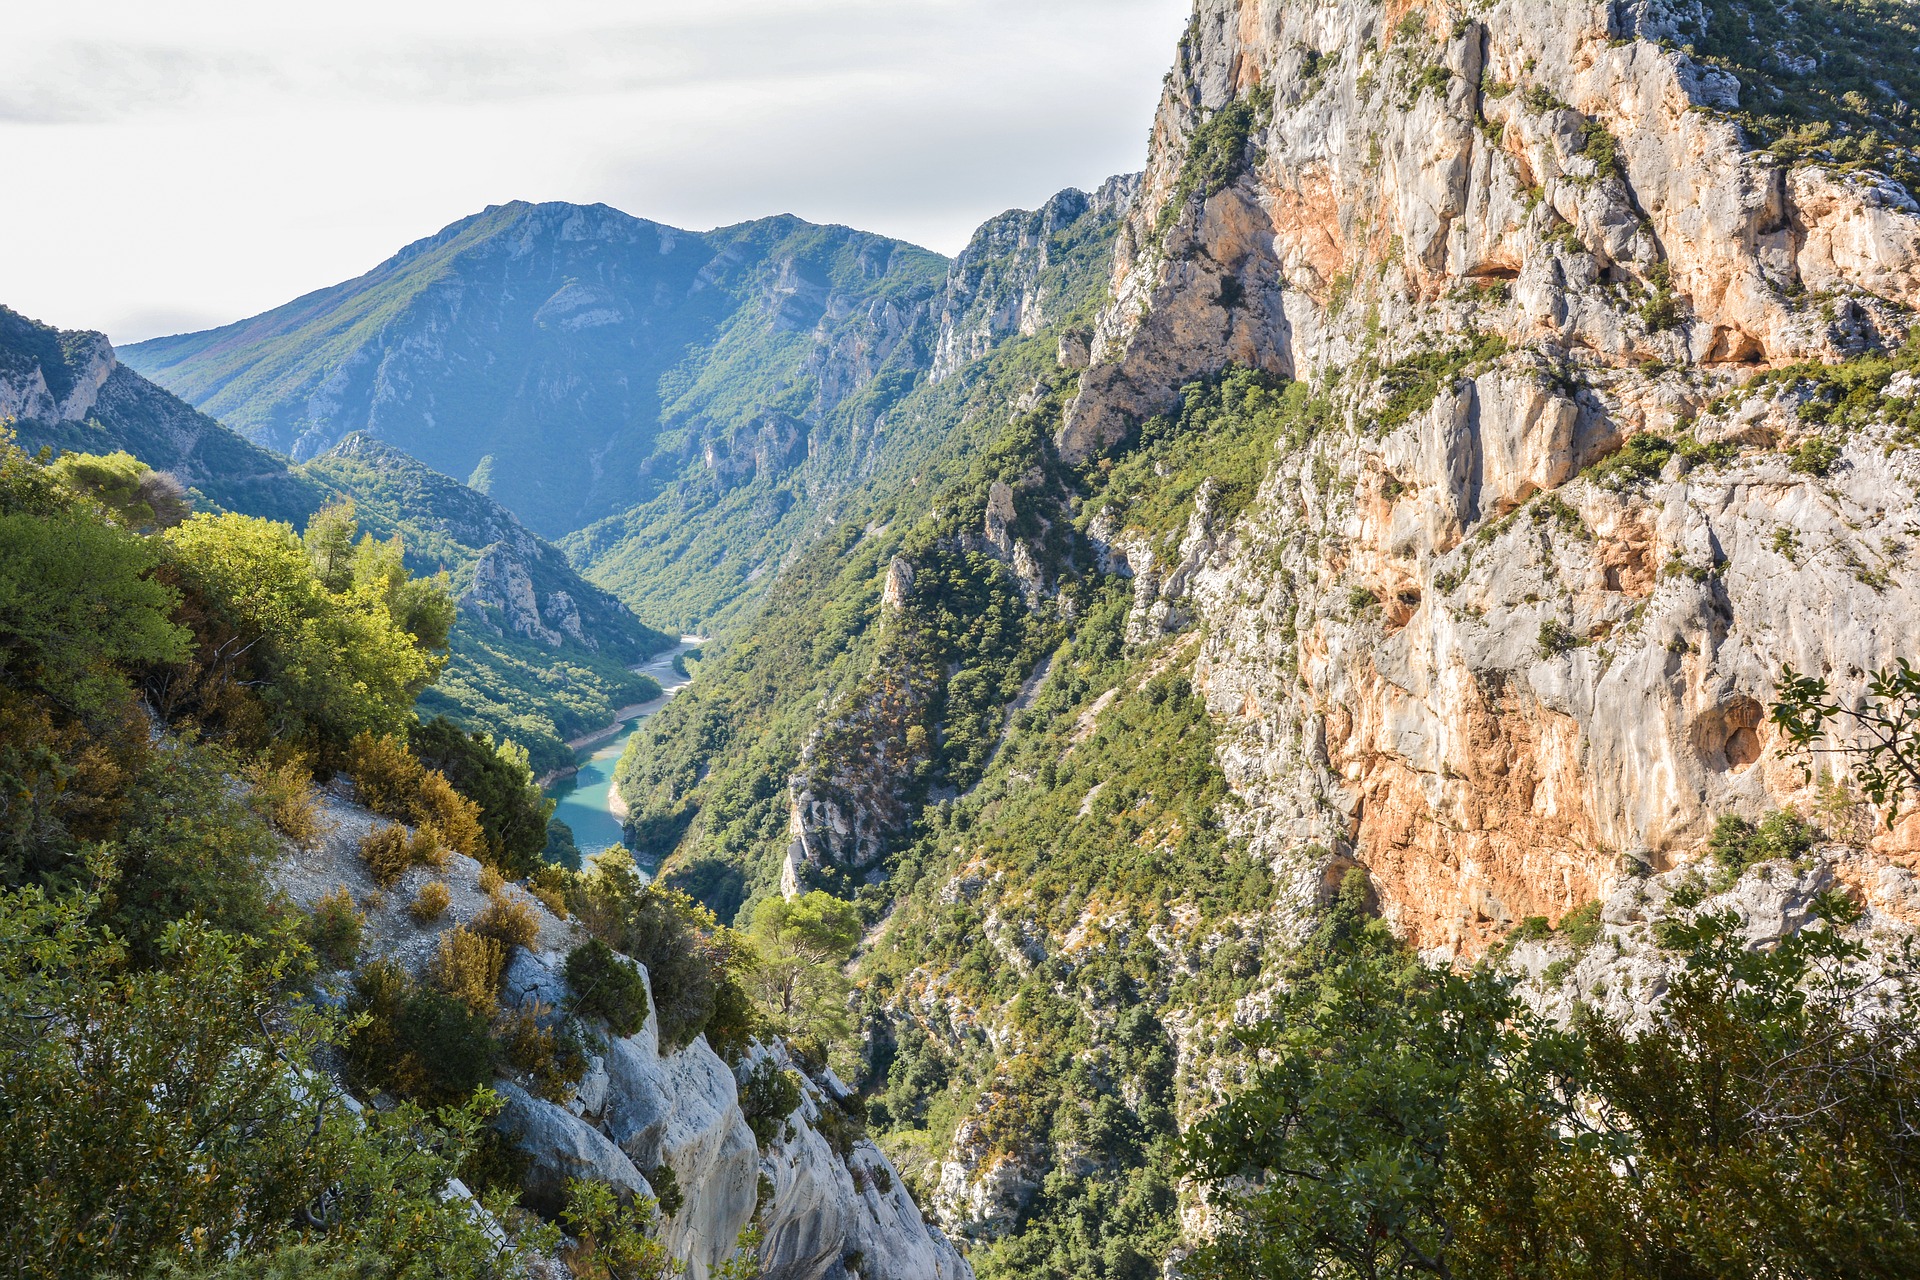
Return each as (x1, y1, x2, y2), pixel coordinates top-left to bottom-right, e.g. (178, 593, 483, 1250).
(270, 791, 966, 1279)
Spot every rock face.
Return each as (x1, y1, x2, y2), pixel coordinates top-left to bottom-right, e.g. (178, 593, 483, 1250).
(1064, 0, 1920, 959)
(270, 788, 964, 1279)
(931, 176, 1141, 382)
(748, 1044, 971, 1280)
(1509, 844, 1920, 1034)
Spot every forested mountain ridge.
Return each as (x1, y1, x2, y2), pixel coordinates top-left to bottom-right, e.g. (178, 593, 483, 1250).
(612, 1, 1920, 1276)
(301, 433, 672, 773)
(126, 192, 1141, 632)
(122, 204, 946, 565)
(2, 303, 326, 523)
(1, 303, 667, 773)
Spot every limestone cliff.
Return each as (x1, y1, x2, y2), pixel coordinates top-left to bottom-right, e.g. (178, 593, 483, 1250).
(1070, 0, 1920, 959)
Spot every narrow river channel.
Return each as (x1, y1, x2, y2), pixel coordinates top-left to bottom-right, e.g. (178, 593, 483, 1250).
(545, 637, 701, 863)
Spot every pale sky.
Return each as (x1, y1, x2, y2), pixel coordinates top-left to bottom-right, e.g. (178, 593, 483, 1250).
(0, 0, 1188, 345)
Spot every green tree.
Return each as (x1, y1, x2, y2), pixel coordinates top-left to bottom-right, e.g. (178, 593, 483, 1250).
(302, 500, 361, 594)
(48, 449, 191, 530)
(746, 891, 860, 1067)
(411, 717, 553, 875)
(0, 507, 188, 723)
(161, 512, 447, 761)
(569, 851, 750, 1054)
(1184, 873, 1920, 1279)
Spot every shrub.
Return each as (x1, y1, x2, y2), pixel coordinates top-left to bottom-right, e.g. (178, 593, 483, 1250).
(561, 1179, 675, 1280)
(414, 771, 486, 860)
(498, 1002, 586, 1103)
(1556, 899, 1604, 950)
(425, 926, 505, 1018)
(478, 865, 504, 897)
(241, 756, 331, 850)
(738, 1058, 804, 1147)
(305, 887, 364, 969)
(647, 1162, 684, 1220)
(1789, 436, 1840, 477)
(473, 896, 541, 952)
(409, 880, 451, 923)
(565, 938, 652, 1037)
(571, 857, 730, 1052)
(359, 825, 414, 889)
(345, 731, 422, 815)
(1537, 619, 1584, 658)
(346, 732, 487, 861)
(95, 740, 280, 964)
(530, 884, 567, 918)
(358, 823, 443, 889)
(411, 717, 553, 877)
(1709, 811, 1817, 873)
(345, 960, 492, 1106)
(815, 1094, 867, 1159)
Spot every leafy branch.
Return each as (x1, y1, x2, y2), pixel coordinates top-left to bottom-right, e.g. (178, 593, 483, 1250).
(1772, 659, 1920, 826)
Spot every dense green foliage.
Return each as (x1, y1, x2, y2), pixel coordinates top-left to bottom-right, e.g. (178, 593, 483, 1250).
(411, 717, 554, 876)
(0, 431, 637, 1273)
(158, 510, 447, 767)
(567, 851, 756, 1056)
(859, 575, 1272, 1280)
(0, 891, 526, 1280)
(564, 937, 652, 1037)
(1186, 873, 1920, 1279)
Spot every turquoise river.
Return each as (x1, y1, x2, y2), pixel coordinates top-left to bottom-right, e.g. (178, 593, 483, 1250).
(544, 637, 700, 862)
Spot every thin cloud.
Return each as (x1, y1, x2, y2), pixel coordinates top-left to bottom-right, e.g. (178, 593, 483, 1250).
(0, 0, 1189, 341)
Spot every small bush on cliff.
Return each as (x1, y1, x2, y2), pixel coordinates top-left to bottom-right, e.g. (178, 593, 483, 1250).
(565, 937, 651, 1037)
(560, 1178, 675, 1280)
(409, 879, 451, 922)
(425, 925, 505, 1018)
(1707, 810, 1817, 873)
(570, 851, 751, 1053)
(345, 959, 493, 1106)
(738, 1058, 804, 1147)
(240, 755, 331, 850)
(358, 823, 438, 889)
(346, 732, 487, 862)
(473, 894, 540, 953)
